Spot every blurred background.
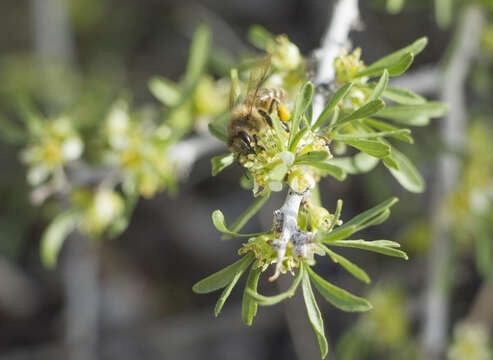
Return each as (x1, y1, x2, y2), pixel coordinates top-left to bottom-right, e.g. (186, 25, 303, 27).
(0, 0, 493, 359)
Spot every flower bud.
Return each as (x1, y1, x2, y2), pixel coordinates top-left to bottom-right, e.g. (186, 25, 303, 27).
(309, 205, 332, 232)
(288, 169, 315, 193)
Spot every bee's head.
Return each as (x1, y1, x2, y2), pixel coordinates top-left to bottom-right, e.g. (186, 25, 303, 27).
(229, 131, 255, 155)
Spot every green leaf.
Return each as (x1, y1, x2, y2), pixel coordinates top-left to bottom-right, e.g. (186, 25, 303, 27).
(301, 267, 329, 358)
(295, 160, 346, 181)
(341, 139, 391, 158)
(355, 52, 414, 78)
(212, 210, 266, 238)
(333, 129, 411, 141)
(340, 197, 397, 230)
(435, 0, 453, 28)
(183, 24, 211, 88)
(295, 151, 330, 164)
(383, 155, 399, 170)
(319, 225, 358, 242)
(317, 197, 398, 242)
(387, 0, 405, 13)
(208, 122, 228, 142)
(222, 191, 271, 240)
(288, 82, 314, 151)
(246, 266, 304, 306)
(40, 210, 81, 268)
(327, 153, 380, 175)
(242, 264, 262, 325)
(289, 126, 309, 153)
(192, 253, 255, 294)
(148, 76, 181, 107)
(230, 68, 240, 108)
(327, 199, 343, 233)
(270, 113, 287, 151)
(267, 161, 288, 182)
(364, 118, 413, 143)
(330, 100, 386, 130)
(381, 87, 426, 105)
(375, 102, 448, 126)
(326, 240, 408, 260)
(355, 37, 428, 78)
(384, 147, 425, 193)
(211, 153, 236, 176)
(306, 265, 372, 312)
(321, 245, 370, 284)
(367, 69, 389, 102)
(214, 260, 250, 316)
(248, 25, 275, 50)
(312, 82, 353, 131)
(17, 96, 44, 136)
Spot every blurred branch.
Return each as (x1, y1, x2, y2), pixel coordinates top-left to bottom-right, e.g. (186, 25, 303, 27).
(422, 5, 485, 359)
(390, 66, 440, 95)
(31, 0, 75, 64)
(167, 133, 224, 178)
(30, 1, 101, 359)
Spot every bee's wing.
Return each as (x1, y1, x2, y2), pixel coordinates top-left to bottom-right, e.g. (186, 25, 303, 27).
(245, 55, 271, 114)
(229, 68, 240, 110)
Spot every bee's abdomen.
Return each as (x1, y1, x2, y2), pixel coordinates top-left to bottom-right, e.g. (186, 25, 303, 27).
(255, 88, 288, 114)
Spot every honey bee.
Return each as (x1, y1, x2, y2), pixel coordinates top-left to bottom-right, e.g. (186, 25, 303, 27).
(228, 56, 291, 155)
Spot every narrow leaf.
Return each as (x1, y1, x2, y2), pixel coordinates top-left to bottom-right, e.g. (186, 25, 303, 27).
(295, 161, 346, 181)
(341, 139, 391, 158)
(148, 76, 181, 106)
(212, 210, 266, 238)
(242, 265, 262, 325)
(367, 69, 389, 102)
(333, 129, 411, 141)
(215, 262, 250, 316)
(321, 245, 370, 284)
(312, 82, 353, 131)
(375, 102, 448, 126)
(183, 24, 211, 87)
(384, 147, 425, 193)
(208, 122, 228, 142)
(330, 100, 385, 130)
(248, 25, 275, 50)
(355, 52, 414, 78)
(364, 118, 413, 143)
(192, 253, 255, 294)
(295, 151, 330, 164)
(327, 153, 380, 175)
(381, 87, 426, 105)
(41, 210, 82, 268)
(306, 265, 372, 312)
(211, 153, 236, 176)
(288, 82, 314, 151)
(302, 268, 329, 358)
(326, 240, 408, 259)
(355, 37, 428, 78)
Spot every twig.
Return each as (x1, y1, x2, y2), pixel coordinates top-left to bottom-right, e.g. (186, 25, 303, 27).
(422, 5, 485, 359)
(270, 0, 360, 281)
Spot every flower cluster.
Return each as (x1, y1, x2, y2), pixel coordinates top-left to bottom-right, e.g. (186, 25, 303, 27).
(195, 27, 446, 359)
(21, 116, 83, 187)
